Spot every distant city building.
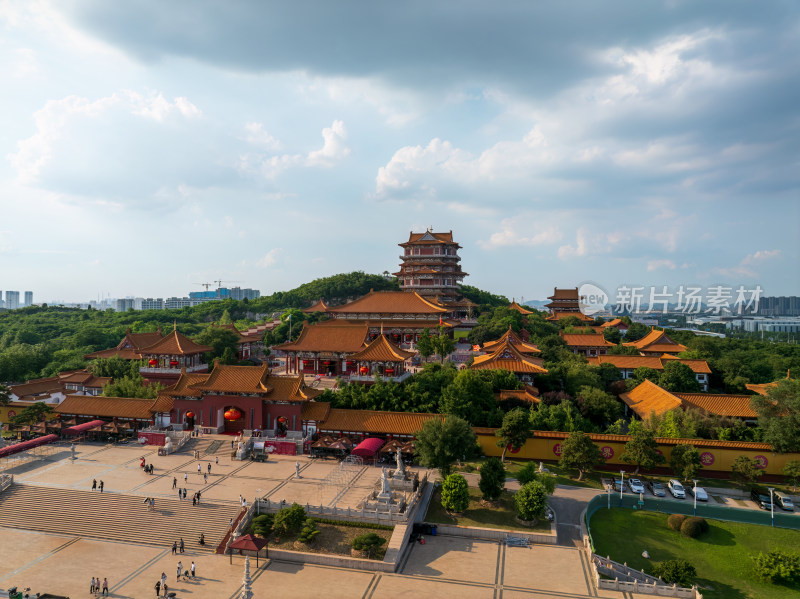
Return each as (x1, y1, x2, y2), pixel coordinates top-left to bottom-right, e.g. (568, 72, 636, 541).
(165, 297, 196, 310)
(727, 317, 800, 334)
(188, 287, 261, 302)
(757, 296, 800, 317)
(229, 287, 261, 301)
(114, 298, 135, 312)
(5, 291, 20, 310)
(24, 291, 33, 307)
(141, 298, 165, 311)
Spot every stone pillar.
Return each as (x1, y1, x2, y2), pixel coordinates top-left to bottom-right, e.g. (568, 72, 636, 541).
(241, 556, 253, 599)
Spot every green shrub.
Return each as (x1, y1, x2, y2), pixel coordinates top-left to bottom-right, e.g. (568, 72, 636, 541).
(515, 462, 556, 494)
(273, 503, 306, 535)
(667, 514, 686, 532)
(752, 549, 800, 583)
(351, 532, 387, 558)
(313, 518, 393, 531)
(441, 473, 470, 513)
(514, 481, 549, 522)
(680, 517, 707, 538)
(652, 559, 696, 586)
(478, 458, 505, 501)
(298, 518, 320, 544)
(251, 514, 273, 537)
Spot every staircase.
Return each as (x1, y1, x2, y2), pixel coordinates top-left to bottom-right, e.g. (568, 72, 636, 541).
(0, 484, 241, 552)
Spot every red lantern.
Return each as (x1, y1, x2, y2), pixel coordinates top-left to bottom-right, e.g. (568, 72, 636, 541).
(303, 360, 310, 366)
(148, 359, 158, 367)
(323, 361, 331, 365)
(224, 409, 242, 421)
(186, 412, 194, 419)
(277, 416, 287, 424)
(359, 366, 369, 375)
(169, 359, 179, 367)
(385, 368, 395, 375)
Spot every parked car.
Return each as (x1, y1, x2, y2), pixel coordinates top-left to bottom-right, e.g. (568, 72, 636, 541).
(646, 480, 667, 497)
(688, 486, 708, 502)
(668, 479, 685, 498)
(774, 491, 794, 511)
(750, 486, 773, 510)
(628, 478, 645, 494)
(613, 479, 625, 492)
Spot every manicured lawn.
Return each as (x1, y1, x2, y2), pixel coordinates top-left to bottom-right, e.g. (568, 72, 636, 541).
(455, 458, 605, 489)
(590, 508, 800, 599)
(425, 486, 551, 532)
(247, 520, 393, 560)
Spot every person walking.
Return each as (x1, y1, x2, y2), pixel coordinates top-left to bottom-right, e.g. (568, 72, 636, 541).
(154, 579, 161, 597)
(90, 576, 96, 594)
(182, 488, 187, 500)
(171, 541, 177, 555)
(172, 476, 177, 489)
(203, 472, 208, 483)
(229, 517, 234, 528)
(99, 480, 104, 493)
(192, 495, 196, 506)
(160, 572, 167, 588)
(207, 463, 211, 474)
(215, 456, 219, 465)
(190, 561, 196, 578)
(196, 491, 201, 503)
(101, 578, 108, 595)
(176, 561, 182, 582)
(92, 479, 97, 492)
(162, 582, 168, 597)
(184, 472, 188, 483)
(151, 497, 155, 511)
(179, 538, 184, 553)
(177, 488, 182, 500)
(197, 463, 201, 475)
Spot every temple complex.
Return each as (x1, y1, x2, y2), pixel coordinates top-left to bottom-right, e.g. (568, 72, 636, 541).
(84, 328, 165, 361)
(587, 354, 711, 390)
(159, 363, 322, 433)
(623, 327, 687, 356)
(545, 287, 594, 322)
(620, 379, 757, 422)
(471, 330, 548, 385)
(395, 230, 467, 300)
(138, 327, 212, 385)
(559, 332, 615, 357)
(273, 322, 370, 376)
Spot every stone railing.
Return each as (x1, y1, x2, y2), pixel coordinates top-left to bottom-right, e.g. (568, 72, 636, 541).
(580, 507, 702, 598)
(0, 473, 13, 494)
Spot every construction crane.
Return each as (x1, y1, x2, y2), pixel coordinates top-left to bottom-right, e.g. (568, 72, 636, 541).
(214, 279, 242, 289)
(195, 282, 213, 291)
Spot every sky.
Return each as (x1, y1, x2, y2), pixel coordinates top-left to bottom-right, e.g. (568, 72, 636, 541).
(0, 0, 798, 305)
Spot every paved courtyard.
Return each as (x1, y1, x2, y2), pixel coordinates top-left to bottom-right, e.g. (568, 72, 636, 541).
(0, 440, 627, 598)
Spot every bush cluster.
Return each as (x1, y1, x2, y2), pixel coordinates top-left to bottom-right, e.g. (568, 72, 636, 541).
(351, 532, 387, 558)
(652, 558, 696, 586)
(680, 516, 708, 538)
(314, 518, 393, 531)
(667, 514, 686, 532)
(273, 503, 306, 535)
(298, 518, 320, 544)
(251, 514, 273, 537)
(752, 549, 800, 583)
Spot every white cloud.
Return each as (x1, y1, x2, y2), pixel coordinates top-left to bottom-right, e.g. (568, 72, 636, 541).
(243, 122, 281, 150)
(557, 228, 589, 259)
(256, 248, 284, 268)
(479, 217, 562, 249)
(306, 120, 350, 166)
(647, 259, 677, 271)
(741, 249, 781, 265)
(713, 249, 781, 279)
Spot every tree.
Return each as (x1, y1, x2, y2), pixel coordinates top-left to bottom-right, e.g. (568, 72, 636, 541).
(103, 375, 160, 399)
(620, 422, 665, 473)
(515, 462, 556, 494)
(89, 355, 141, 379)
(273, 503, 306, 535)
(441, 370, 500, 427)
(10, 402, 52, 425)
(194, 327, 241, 364)
(529, 400, 595, 433)
(626, 366, 661, 390)
(669, 444, 702, 481)
(414, 416, 477, 477)
(751, 379, 800, 453)
(351, 532, 387, 558)
(218, 309, 233, 325)
(752, 550, 800, 583)
(514, 481, 549, 523)
(731, 455, 762, 490)
(603, 327, 622, 345)
(441, 473, 470, 513)
(784, 460, 800, 492)
(659, 361, 701, 393)
(575, 386, 622, 427)
(416, 329, 434, 360)
(559, 431, 604, 481)
(0, 384, 10, 406)
(624, 322, 650, 342)
(478, 458, 505, 501)
(298, 518, 320, 544)
(495, 408, 531, 462)
(651, 559, 696, 586)
(431, 326, 455, 363)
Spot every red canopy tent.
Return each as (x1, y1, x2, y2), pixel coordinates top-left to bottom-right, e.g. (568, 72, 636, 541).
(228, 534, 268, 565)
(63, 420, 106, 436)
(351, 437, 385, 459)
(0, 434, 59, 459)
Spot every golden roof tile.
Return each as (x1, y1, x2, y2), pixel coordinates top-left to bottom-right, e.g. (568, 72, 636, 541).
(508, 301, 534, 315)
(319, 409, 444, 436)
(302, 299, 330, 313)
(545, 311, 594, 322)
(140, 330, 212, 356)
(471, 337, 548, 374)
(301, 401, 332, 422)
(622, 380, 757, 419)
(482, 327, 541, 354)
(586, 355, 711, 374)
(623, 328, 687, 353)
(326, 290, 448, 314)
(559, 333, 615, 347)
(348, 335, 416, 362)
(273, 322, 369, 353)
(55, 395, 160, 420)
(189, 363, 271, 394)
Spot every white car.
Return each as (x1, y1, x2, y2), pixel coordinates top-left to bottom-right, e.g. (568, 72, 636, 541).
(668, 479, 685, 498)
(628, 478, 645, 494)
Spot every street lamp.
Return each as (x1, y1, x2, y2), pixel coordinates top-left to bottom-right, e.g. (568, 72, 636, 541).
(619, 470, 624, 507)
(768, 487, 775, 527)
(607, 483, 611, 510)
(693, 479, 698, 516)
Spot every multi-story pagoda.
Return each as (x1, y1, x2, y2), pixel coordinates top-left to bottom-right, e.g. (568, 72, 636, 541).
(395, 229, 467, 301)
(545, 287, 594, 322)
